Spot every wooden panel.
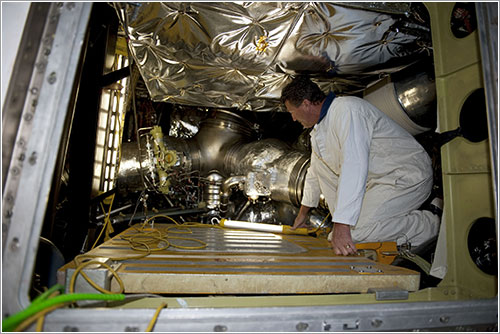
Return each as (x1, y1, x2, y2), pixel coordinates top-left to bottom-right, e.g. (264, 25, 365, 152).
(65, 224, 419, 294)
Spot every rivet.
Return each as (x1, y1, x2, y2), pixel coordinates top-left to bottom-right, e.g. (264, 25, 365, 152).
(5, 210, 13, 218)
(25, 113, 33, 121)
(67, 2, 75, 10)
(10, 237, 20, 251)
(440, 316, 450, 324)
(36, 62, 46, 72)
(124, 326, 139, 332)
(214, 325, 227, 332)
(371, 319, 383, 328)
(48, 72, 57, 84)
(11, 167, 20, 176)
(296, 322, 309, 331)
(31, 87, 38, 95)
(29, 152, 38, 165)
(63, 325, 79, 331)
(323, 322, 331, 331)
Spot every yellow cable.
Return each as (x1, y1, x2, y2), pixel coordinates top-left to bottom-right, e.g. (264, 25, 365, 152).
(31, 289, 60, 332)
(167, 236, 207, 250)
(91, 218, 108, 250)
(142, 214, 180, 229)
(14, 302, 71, 332)
(69, 260, 125, 294)
(35, 315, 44, 332)
(92, 194, 116, 249)
(104, 194, 116, 241)
(145, 302, 168, 332)
(70, 218, 211, 296)
(306, 212, 331, 234)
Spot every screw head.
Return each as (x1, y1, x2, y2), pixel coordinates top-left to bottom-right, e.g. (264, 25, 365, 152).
(48, 72, 57, 84)
(371, 319, 383, 328)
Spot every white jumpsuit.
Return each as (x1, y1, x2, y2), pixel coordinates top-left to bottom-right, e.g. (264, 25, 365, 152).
(302, 96, 439, 247)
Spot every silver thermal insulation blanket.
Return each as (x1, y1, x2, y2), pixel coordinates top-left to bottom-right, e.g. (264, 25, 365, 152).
(114, 2, 430, 111)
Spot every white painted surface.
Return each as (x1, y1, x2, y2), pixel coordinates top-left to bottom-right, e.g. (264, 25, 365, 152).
(1, 2, 30, 108)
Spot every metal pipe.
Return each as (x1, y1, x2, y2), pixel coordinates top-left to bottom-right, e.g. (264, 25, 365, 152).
(96, 203, 132, 220)
(111, 207, 209, 225)
(235, 200, 252, 221)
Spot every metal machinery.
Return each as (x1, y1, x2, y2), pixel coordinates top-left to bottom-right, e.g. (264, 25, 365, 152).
(2, 2, 498, 331)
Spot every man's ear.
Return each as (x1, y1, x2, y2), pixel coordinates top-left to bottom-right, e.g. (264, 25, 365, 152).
(302, 99, 311, 107)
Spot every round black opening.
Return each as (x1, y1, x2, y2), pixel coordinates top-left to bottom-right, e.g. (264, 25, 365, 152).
(459, 88, 488, 143)
(450, 2, 477, 38)
(467, 217, 497, 275)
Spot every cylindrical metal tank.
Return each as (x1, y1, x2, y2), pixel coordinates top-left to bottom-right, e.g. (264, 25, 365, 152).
(364, 69, 437, 135)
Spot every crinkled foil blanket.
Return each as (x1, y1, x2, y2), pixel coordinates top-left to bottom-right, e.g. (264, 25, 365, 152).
(114, 2, 431, 112)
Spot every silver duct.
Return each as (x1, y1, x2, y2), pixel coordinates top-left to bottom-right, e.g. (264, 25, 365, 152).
(224, 138, 309, 207)
(188, 110, 256, 174)
(116, 110, 310, 215)
(363, 69, 437, 135)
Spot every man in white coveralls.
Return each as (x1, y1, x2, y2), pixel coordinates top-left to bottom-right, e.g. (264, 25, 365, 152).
(281, 76, 440, 256)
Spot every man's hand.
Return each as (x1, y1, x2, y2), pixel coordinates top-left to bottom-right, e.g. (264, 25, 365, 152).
(292, 214, 308, 230)
(330, 222, 357, 255)
(291, 205, 311, 230)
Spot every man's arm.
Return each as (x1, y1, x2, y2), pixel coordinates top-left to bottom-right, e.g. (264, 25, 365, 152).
(292, 205, 311, 229)
(294, 156, 321, 230)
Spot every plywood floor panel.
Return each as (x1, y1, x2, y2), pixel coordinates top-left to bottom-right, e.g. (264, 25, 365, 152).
(64, 224, 419, 294)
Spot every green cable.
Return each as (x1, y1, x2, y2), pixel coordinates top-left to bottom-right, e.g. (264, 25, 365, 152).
(3, 293, 125, 332)
(28, 284, 65, 308)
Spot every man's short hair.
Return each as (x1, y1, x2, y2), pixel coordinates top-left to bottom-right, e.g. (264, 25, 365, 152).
(280, 76, 326, 107)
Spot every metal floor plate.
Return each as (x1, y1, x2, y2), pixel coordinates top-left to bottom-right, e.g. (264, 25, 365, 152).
(102, 226, 308, 253)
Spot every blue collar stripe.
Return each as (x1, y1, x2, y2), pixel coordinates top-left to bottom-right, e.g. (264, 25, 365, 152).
(318, 92, 335, 124)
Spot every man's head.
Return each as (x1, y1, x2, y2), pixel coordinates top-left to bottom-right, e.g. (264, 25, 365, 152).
(281, 76, 326, 128)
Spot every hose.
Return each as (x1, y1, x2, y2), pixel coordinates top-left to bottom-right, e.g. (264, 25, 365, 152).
(145, 302, 168, 332)
(3, 293, 125, 332)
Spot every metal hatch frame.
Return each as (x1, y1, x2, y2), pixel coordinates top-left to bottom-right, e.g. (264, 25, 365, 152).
(1, 2, 497, 332)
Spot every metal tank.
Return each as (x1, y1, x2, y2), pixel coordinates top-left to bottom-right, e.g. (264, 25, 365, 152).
(364, 66, 437, 135)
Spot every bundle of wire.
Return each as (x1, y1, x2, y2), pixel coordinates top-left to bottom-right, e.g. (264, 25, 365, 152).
(3, 214, 215, 332)
(2, 284, 125, 332)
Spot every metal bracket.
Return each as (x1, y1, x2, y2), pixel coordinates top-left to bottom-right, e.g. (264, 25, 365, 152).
(367, 287, 409, 301)
(350, 265, 383, 274)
